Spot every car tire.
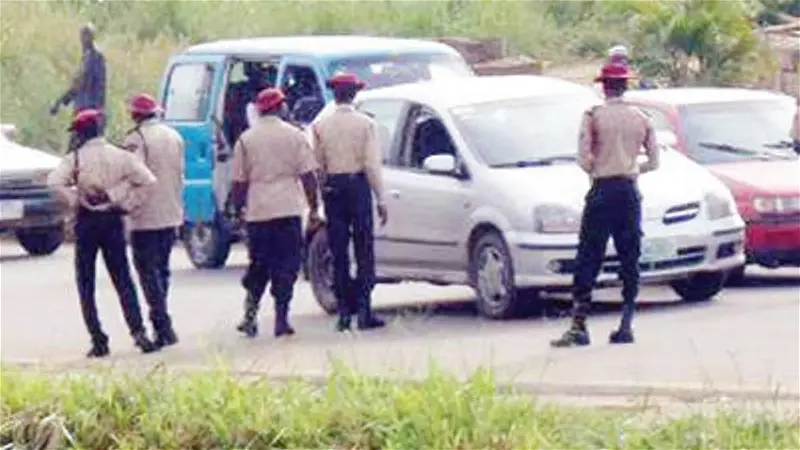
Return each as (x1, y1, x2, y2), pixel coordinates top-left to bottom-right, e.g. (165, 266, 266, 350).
(182, 219, 231, 269)
(469, 230, 520, 320)
(16, 226, 64, 256)
(306, 228, 338, 315)
(670, 271, 728, 302)
(724, 265, 746, 286)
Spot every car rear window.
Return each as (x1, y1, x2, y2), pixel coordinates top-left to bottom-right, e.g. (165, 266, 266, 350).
(327, 53, 473, 89)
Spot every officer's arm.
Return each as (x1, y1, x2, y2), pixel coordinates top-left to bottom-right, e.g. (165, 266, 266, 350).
(229, 138, 248, 212)
(295, 135, 320, 214)
(46, 155, 79, 208)
(363, 121, 385, 203)
(639, 117, 660, 174)
(107, 153, 156, 207)
(577, 112, 594, 174)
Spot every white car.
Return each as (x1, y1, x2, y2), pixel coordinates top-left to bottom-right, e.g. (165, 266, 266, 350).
(305, 76, 746, 319)
(0, 124, 67, 256)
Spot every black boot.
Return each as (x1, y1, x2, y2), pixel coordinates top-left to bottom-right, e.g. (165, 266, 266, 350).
(336, 314, 352, 332)
(237, 292, 260, 338)
(356, 296, 385, 331)
(550, 313, 591, 348)
(609, 328, 635, 344)
(155, 328, 179, 348)
(133, 331, 158, 354)
(86, 340, 110, 358)
(274, 302, 295, 338)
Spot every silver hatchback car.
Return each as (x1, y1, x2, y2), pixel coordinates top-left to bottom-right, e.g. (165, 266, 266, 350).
(306, 76, 746, 320)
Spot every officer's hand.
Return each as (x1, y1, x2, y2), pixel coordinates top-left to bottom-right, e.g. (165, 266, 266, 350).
(376, 202, 388, 227)
(85, 186, 110, 206)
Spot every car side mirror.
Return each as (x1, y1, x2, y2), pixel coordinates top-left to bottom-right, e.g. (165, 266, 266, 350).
(1, 124, 17, 142)
(422, 153, 457, 175)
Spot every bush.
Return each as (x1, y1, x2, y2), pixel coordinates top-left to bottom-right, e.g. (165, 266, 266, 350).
(2, 364, 799, 449)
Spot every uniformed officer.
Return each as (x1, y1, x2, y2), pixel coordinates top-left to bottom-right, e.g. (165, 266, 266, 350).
(230, 88, 321, 338)
(551, 62, 660, 348)
(47, 109, 158, 357)
(122, 93, 185, 348)
(312, 72, 388, 332)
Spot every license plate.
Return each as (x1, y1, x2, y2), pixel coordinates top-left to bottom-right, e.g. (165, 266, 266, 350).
(640, 238, 676, 263)
(0, 200, 24, 221)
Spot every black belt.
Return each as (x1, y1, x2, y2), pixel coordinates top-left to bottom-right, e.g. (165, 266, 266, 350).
(326, 171, 366, 180)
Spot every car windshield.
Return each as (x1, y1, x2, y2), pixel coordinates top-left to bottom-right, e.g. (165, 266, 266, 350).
(680, 100, 798, 164)
(327, 53, 473, 89)
(449, 94, 599, 167)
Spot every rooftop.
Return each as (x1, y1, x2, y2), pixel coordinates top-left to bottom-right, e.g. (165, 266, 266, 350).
(183, 35, 461, 59)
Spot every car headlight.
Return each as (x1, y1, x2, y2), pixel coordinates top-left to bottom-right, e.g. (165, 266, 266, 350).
(533, 204, 581, 234)
(753, 196, 800, 214)
(705, 192, 734, 220)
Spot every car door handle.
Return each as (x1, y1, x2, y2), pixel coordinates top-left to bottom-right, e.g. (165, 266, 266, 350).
(388, 189, 401, 198)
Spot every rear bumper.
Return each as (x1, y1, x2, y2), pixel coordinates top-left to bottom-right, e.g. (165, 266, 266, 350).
(0, 196, 66, 233)
(745, 220, 800, 268)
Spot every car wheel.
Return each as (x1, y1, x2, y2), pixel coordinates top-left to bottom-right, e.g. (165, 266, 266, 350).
(16, 226, 64, 256)
(182, 220, 231, 269)
(724, 265, 746, 286)
(670, 271, 728, 303)
(469, 231, 519, 320)
(306, 228, 338, 315)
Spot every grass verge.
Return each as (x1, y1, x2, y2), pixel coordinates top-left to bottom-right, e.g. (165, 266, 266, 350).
(2, 364, 798, 449)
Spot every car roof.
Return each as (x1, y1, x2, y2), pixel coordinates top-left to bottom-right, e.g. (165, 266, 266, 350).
(183, 35, 461, 59)
(625, 87, 794, 106)
(358, 75, 598, 109)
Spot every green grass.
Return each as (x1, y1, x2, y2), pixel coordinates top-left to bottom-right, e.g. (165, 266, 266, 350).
(0, 0, 633, 152)
(2, 364, 798, 449)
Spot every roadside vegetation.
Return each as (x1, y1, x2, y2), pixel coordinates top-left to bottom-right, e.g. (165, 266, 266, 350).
(2, 365, 798, 449)
(0, 0, 793, 151)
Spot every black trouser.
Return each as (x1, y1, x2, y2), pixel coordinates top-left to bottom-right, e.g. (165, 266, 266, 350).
(323, 172, 375, 318)
(131, 228, 176, 337)
(241, 217, 303, 317)
(572, 176, 642, 329)
(74, 208, 146, 345)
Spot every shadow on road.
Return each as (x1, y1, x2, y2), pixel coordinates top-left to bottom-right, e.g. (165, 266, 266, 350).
(727, 274, 800, 289)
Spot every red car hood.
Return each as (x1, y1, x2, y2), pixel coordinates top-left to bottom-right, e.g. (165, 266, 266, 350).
(709, 160, 800, 196)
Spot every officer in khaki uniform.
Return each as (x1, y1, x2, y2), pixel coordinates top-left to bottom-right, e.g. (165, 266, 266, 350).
(47, 109, 158, 357)
(230, 88, 321, 338)
(312, 73, 388, 332)
(120, 93, 185, 348)
(551, 62, 660, 348)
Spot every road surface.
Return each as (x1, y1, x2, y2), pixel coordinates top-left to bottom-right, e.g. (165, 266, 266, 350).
(1, 241, 798, 402)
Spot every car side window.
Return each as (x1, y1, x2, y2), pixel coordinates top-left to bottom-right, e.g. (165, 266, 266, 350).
(279, 64, 325, 123)
(163, 63, 215, 122)
(356, 99, 407, 165)
(402, 107, 458, 170)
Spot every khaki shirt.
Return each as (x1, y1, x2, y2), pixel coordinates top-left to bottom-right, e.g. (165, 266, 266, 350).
(121, 119, 185, 230)
(47, 137, 156, 212)
(578, 98, 659, 179)
(231, 116, 318, 223)
(312, 104, 384, 201)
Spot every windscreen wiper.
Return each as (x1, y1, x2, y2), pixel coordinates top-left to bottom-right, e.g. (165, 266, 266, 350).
(698, 142, 773, 160)
(491, 155, 577, 168)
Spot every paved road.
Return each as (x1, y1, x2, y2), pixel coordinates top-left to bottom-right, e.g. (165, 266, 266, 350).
(1, 242, 799, 400)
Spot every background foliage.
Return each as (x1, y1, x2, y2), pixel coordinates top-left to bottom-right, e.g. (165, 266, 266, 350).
(0, 0, 793, 151)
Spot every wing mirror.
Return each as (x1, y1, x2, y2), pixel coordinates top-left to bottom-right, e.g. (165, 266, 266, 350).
(422, 153, 457, 175)
(1, 124, 18, 142)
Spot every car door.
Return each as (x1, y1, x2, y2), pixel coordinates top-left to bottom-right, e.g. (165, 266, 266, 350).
(353, 98, 409, 266)
(383, 104, 473, 272)
(160, 54, 226, 224)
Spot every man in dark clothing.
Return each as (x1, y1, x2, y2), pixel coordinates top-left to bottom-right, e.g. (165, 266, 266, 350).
(47, 109, 158, 357)
(224, 62, 275, 147)
(550, 62, 660, 348)
(51, 24, 107, 131)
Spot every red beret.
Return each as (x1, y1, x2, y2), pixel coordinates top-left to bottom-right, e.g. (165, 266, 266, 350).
(254, 88, 286, 113)
(326, 72, 366, 90)
(128, 93, 162, 115)
(594, 62, 632, 83)
(68, 109, 103, 131)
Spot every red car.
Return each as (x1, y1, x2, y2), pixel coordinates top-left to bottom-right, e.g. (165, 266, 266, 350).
(625, 88, 800, 281)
